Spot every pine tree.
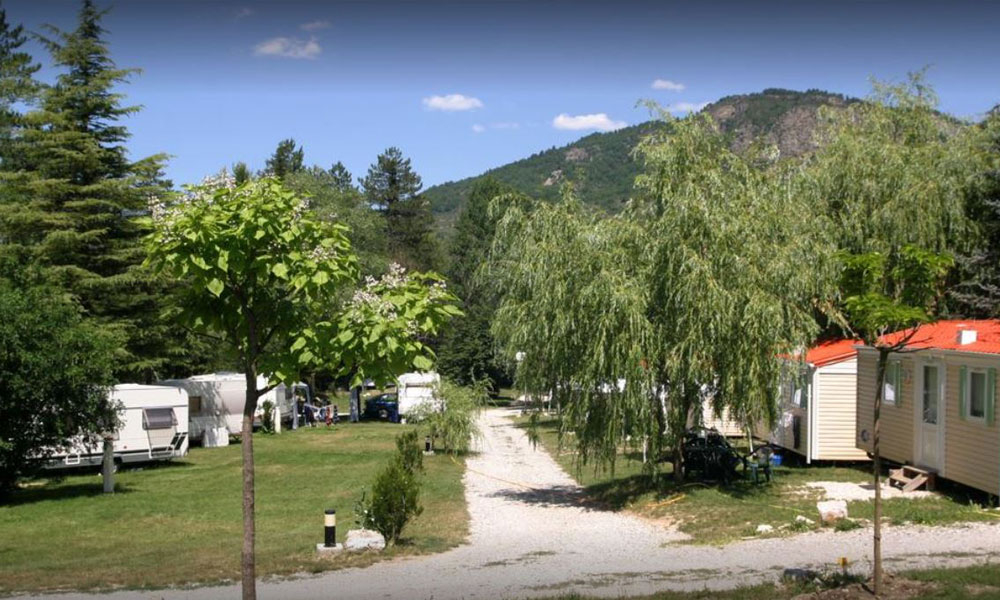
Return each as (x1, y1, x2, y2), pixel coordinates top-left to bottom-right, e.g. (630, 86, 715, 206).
(361, 147, 437, 270)
(438, 178, 513, 387)
(265, 138, 304, 178)
(233, 161, 251, 185)
(329, 160, 354, 192)
(0, 0, 196, 381)
(0, 6, 40, 169)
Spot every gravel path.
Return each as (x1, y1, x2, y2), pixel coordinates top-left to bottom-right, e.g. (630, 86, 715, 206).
(17, 408, 1000, 600)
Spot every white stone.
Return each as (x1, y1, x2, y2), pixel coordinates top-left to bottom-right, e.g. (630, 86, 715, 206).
(755, 524, 774, 534)
(817, 500, 848, 523)
(344, 528, 386, 552)
(795, 515, 815, 525)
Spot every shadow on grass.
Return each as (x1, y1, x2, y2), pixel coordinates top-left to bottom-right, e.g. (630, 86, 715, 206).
(2, 481, 135, 506)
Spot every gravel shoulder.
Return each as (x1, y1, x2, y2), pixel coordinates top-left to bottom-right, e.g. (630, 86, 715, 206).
(14, 408, 1000, 600)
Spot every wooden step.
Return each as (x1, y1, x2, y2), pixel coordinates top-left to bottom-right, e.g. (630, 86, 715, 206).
(888, 465, 936, 492)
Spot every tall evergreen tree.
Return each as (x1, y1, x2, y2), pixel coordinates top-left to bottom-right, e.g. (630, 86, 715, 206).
(438, 178, 514, 388)
(0, 6, 39, 169)
(361, 146, 438, 270)
(232, 161, 251, 185)
(264, 137, 304, 178)
(329, 160, 354, 192)
(0, 0, 193, 381)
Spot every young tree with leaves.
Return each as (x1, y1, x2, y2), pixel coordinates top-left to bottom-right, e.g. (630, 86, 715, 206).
(0, 276, 118, 493)
(807, 74, 974, 595)
(146, 176, 458, 600)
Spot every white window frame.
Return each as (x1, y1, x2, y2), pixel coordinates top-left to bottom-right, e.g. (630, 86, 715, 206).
(883, 360, 900, 407)
(965, 367, 988, 423)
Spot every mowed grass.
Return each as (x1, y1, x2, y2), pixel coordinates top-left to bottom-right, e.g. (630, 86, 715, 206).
(544, 562, 1000, 599)
(518, 416, 997, 545)
(0, 422, 468, 594)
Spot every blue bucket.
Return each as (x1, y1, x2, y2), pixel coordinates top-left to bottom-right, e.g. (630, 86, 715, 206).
(770, 453, 783, 466)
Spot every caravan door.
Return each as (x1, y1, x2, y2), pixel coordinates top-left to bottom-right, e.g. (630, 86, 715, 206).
(143, 407, 181, 459)
(914, 362, 944, 471)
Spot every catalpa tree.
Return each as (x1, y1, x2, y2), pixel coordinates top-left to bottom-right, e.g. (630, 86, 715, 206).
(145, 175, 459, 600)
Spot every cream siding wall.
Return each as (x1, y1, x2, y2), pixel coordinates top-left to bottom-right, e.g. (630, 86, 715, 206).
(856, 350, 914, 463)
(857, 348, 1000, 496)
(701, 400, 745, 437)
(816, 364, 869, 460)
(942, 360, 1000, 496)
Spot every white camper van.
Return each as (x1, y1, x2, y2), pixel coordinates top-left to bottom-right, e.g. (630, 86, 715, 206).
(45, 384, 190, 469)
(396, 372, 441, 417)
(159, 373, 302, 447)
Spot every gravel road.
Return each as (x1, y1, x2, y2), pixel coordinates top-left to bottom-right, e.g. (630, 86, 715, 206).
(17, 408, 1000, 600)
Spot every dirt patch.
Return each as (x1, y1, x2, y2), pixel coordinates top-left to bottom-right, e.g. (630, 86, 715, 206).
(792, 574, 938, 599)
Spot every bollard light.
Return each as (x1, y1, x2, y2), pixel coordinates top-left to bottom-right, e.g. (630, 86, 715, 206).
(324, 509, 336, 548)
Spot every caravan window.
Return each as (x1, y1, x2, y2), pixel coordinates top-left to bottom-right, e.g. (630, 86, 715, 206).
(189, 395, 202, 415)
(968, 370, 986, 420)
(143, 408, 177, 430)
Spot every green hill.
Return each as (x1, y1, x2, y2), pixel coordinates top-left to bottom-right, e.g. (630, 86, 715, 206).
(424, 88, 858, 226)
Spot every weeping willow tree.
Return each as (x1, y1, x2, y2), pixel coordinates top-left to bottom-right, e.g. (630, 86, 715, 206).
(485, 109, 835, 481)
(803, 72, 980, 596)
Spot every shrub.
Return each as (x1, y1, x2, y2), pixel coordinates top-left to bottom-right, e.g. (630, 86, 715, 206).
(260, 400, 275, 433)
(355, 430, 425, 544)
(410, 379, 484, 453)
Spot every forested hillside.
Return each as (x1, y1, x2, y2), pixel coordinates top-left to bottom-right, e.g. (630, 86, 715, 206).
(424, 89, 859, 226)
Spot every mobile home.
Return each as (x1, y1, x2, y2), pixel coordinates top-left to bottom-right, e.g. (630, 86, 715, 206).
(396, 371, 441, 417)
(45, 384, 189, 469)
(856, 320, 1000, 496)
(770, 339, 869, 463)
(159, 373, 300, 447)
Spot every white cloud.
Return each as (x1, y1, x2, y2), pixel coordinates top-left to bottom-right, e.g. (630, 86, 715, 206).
(666, 101, 709, 114)
(551, 113, 627, 132)
(472, 122, 520, 134)
(234, 7, 254, 19)
(300, 20, 331, 31)
(254, 37, 321, 59)
(652, 78, 685, 91)
(422, 94, 484, 111)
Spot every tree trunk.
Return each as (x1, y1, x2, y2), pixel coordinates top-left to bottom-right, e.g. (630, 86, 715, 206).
(102, 436, 115, 494)
(873, 348, 888, 596)
(241, 368, 258, 600)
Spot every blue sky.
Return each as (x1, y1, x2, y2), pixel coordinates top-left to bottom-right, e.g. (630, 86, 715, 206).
(7, 0, 1000, 188)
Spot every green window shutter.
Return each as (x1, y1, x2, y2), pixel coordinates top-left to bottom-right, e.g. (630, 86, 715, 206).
(987, 367, 996, 426)
(959, 365, 968, 421)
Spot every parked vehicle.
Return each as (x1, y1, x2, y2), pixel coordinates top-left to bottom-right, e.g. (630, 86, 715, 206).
(44, 384, 189, 470)
(159, 373, 308, 447)
(364, 393, 399, 421)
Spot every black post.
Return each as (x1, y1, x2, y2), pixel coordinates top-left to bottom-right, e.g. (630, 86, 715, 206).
(324, 509, 336, 547)
(425, 436, 432, 453)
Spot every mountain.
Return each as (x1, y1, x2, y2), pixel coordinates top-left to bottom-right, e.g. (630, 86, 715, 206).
(424, 89, 859, 226)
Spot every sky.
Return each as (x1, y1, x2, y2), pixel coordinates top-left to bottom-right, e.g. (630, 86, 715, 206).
(7, 0, 1000, 189)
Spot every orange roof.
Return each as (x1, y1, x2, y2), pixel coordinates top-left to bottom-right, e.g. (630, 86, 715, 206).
(878, 320, 1000, 355)
(805, 338, 860, 367)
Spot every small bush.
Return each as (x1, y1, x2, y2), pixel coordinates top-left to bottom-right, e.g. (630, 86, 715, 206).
(410, 379, 484, 453)
(355, 431, 424, 544)
(834, 518, 862, 532)
(395, 429, 424, 474)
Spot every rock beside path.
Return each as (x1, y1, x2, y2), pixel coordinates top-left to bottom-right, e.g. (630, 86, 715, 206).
(344, 528, 386, 552)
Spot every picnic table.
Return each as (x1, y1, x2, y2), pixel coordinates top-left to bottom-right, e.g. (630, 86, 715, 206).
(680, 427, 774, 485)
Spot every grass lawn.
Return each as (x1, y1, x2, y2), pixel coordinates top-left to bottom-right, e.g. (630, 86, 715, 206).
(0, 422, 468, 594)
(517, 415, 998, 545)
(544, 562, 1000, 599)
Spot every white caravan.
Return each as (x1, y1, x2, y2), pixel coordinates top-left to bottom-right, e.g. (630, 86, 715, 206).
(159, 373, 302, 447)
(45, 384, 189, 469)
(396, 371, 441, 417)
